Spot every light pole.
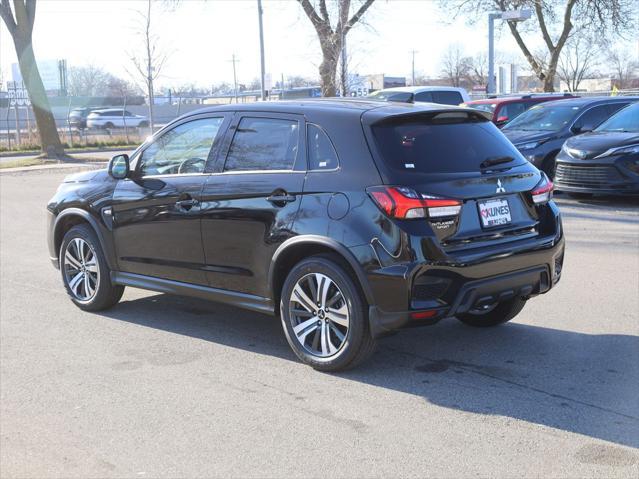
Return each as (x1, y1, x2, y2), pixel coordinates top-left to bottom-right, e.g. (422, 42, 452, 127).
(410, 50, 418, 86)
(257, 0, 266, 101)
(487, 9, 531, 95)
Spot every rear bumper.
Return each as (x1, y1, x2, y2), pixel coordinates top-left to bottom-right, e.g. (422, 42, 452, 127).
(364, 233, 565, 338)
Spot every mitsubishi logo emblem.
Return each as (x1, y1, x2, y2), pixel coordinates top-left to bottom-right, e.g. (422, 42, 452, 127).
(496, 179, 506, 194)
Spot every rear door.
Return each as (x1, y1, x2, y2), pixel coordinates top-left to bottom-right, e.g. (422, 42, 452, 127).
(363, 110, 543, 247)
(200, 112, 306, 297)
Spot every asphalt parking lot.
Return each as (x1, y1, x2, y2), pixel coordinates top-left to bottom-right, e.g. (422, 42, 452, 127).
(1, 169, 638, 478)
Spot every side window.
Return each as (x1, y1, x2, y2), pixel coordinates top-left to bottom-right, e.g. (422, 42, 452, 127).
(123, 110, 133, 117)
(573, 105, 610, 131)
(414, 91, 433, 102)
(500, 102, 527, 120)
(432, 91, 463, 105)
(607, 102, 628, 116)
(307, 124, 338, 170)
(139, 117, 224, 176)
(224, 117, 299, 172)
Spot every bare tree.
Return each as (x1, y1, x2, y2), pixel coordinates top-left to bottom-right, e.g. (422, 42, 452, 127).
(129, 0, 169, 130)
(297, 0, 375, 96)
(557, 32, 601, 92)
(0, 0, 65, 156)
(440, 45, 471, 88)
(68, 65, 135, 97)
(609, 48, 639, 90)
(445, 0, 635, 92)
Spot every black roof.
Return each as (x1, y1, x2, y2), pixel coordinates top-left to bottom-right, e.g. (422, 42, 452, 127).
(179, 98, 479, 120)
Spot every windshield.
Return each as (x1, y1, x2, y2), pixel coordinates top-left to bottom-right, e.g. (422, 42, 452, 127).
(503, 103, 581, 132)
(368, 90, 414, 103)
(371, 113, 527, 175)
(595, 103, 639, 133)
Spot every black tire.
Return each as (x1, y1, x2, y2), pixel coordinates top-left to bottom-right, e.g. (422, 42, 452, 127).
(567, 192, 594, 199)
(59, 224, 124, 311)
(280, 254, 376, 371)
(456, 297, 527, 328)
(104, 122, 115, 130)
(138, 120, 149, 128)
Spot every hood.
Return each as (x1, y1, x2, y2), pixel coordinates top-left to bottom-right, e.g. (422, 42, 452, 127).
(62, 169, 106, 183)
(563, 131, 639, 159)
(502, 129, 553, 145)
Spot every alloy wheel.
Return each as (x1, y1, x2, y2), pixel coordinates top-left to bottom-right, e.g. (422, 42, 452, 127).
(63, 238, 99, 301)
(289, 273, 350, 358)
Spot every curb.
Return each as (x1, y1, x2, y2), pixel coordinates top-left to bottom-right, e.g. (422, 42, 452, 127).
(0, 146, 135, 159)
(0, 162, 103, 175)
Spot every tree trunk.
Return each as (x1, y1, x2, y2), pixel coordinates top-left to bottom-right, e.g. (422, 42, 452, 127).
(319, 44, 339, 97)
(14, 35, 64, 157)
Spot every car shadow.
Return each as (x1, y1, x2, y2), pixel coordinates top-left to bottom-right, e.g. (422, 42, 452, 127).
(98, 293, 639, 450)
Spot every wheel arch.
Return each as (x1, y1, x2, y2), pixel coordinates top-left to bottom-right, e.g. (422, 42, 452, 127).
(268, 236, 374, 311)
(53, 208, 117, 270)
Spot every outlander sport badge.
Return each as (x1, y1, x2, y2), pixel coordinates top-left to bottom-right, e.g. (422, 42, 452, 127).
(496, 179, 506, 194)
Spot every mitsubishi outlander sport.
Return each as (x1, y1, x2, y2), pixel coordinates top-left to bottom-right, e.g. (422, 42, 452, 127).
(47, 99, 564, 371)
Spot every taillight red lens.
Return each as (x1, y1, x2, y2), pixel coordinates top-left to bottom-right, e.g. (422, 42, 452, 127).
(531, 173, 554, 204)
(367, 186, 461, 219)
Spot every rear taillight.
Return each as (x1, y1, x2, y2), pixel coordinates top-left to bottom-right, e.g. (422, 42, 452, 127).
(367, 186, 461, 219)
(531, 173, 554, 205)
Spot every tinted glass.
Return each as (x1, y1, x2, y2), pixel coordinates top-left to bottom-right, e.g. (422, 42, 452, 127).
(307, 124, 338, 170)
(139, 117, 224, 176)
(372, 113, 526, 174)
(225, 117, 299, 171)
(596, 103, 639, 132)
(503, 103, 581, 132)
(124, 110, 133, 116)
(468, 103, 496, 113)
(573, 105, 611, 131)
(368, 91, 414, 102)
(500, 102, 527, 120)
(414, 91, 433, 102)
(431, 91, 464, 105)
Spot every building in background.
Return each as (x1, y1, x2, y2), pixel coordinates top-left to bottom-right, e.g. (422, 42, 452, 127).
(11, 59, 68, 96)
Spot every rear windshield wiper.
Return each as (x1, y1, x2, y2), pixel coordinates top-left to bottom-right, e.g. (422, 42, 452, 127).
(480, 156, 515, 169)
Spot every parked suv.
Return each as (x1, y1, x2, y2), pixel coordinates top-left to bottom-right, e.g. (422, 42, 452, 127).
(47, 100, 564, 371)
(68, 107, 99, 130)
(554, 102, 639, 196)
(368, 86, 471, 105)
(86, 109, 149, 129)
(502, 96, 638, 177)
(462, 94, 577, 128)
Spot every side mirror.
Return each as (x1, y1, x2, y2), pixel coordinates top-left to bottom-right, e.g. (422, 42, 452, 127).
(496, 115, 509, 126)
(108, 154, 130, 179)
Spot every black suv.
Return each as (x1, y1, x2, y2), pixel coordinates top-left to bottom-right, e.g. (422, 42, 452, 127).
(47, 100, 564, 371)
(502, 96, 638, 177)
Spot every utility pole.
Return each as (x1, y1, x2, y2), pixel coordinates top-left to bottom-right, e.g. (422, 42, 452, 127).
(410, 50, 418, 86)
(257, 0, 266, 101)
(340, 30, 347, 96)
(230, 54, 239, 103)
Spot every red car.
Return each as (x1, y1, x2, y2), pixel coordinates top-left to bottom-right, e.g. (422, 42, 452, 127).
(462, 94, 577, 128)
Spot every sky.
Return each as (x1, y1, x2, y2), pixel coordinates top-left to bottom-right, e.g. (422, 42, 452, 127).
(1, 0, 637, 91)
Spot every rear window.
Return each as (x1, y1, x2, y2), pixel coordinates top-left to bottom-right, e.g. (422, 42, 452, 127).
(431, 91, 463, 105)
(371, 113, 526, 174)
(368, 90, 413, 103)
(467, 103, 496, 113)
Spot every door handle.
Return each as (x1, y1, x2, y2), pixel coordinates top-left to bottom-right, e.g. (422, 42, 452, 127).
(267, 193, 296, 205)
(176, 198, 199, 209)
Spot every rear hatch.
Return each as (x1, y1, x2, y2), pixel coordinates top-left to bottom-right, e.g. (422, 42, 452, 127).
(362, 108, 550, 251)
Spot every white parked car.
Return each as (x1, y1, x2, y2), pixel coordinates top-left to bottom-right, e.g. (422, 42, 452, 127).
(86, 109, 149, 129)
(368, 86, 471, 106)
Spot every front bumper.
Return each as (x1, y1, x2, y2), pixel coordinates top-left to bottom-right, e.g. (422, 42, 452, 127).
(554, 156, 639, 195)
